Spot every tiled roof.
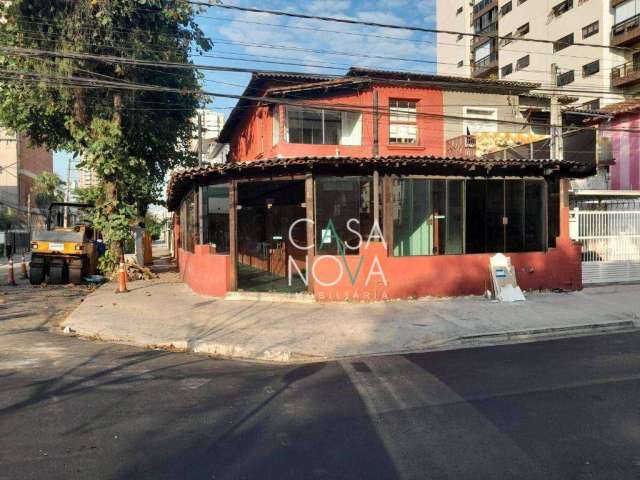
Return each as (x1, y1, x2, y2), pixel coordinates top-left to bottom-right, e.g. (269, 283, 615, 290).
(166, 155, 586, 211)
(597, 99, 640, 116)
(347, 67, 540, 91)
(266, 78, 372, 96)
(218, 67, 542, 143)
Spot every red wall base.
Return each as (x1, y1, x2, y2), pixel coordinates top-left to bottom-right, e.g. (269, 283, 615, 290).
(178, 245, 230, 297)
(309, 240, 582, 301)
(177, 240, 582, 301)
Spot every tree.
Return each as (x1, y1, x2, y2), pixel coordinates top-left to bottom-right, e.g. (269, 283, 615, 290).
(0, 209, 17, 230)
(31, 172, 65, 210)
(144, 211, 167, 240)
(0, 0, 211, 270)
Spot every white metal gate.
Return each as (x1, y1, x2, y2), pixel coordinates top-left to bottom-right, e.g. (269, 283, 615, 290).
(572, 209, 640, 284)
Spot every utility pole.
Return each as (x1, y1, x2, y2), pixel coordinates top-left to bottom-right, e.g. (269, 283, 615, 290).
(198, 110, 204, 167)
(550, 63, 563, 163)
(26, 193, 31, 232)
(197, 110, 205, 245)
(64, 156, 72, 227)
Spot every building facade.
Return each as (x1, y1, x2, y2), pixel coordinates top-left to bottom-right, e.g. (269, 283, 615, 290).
(77, 167, 99, 189)
(167, 69, 593, 301)
(437, 0, 635, 108)
(192, 109, 228, 164)
(0, 128, 53, 217)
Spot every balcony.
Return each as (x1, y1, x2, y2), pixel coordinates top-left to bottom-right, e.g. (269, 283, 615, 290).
(473, 0, 497, 18)
(611, 14, 640, 47)
(471, 51, 499, 78)
(611, 60, 640, 88)
(446, 135, 477, 159)
(473, 21, 498, 46)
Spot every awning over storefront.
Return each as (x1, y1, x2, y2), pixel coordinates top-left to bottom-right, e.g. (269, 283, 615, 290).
(166, 154, 591, 211)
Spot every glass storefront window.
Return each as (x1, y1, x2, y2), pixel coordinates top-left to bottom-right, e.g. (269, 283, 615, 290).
(315, 176, 373, 254)
(392, 179, 464, 256)
(393, 178, 546, 256)
(180, 189, 197, 253)
(202, 184, 230, 253)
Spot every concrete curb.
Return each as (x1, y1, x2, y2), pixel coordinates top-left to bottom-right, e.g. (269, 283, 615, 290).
(456, 320, 638, 345)
(62, 318, 640, 365)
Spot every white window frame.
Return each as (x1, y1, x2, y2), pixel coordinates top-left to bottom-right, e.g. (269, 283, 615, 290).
(462, 106, 498, 137)
(389, 99, 418, 145)
(284, 106, 362, 146)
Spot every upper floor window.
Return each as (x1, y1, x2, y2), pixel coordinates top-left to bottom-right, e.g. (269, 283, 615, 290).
(516, 54, 530, 70)
(582, 21, 599, 39)
(389, 100, 418, 144)
(553, 33, 574, 52)
(557, 70, 575, 86)
(516, 22, 529, 36)
(463, 107, 498, 135)
(285, 106, 362, 145)
(552, 0, 572, 17)
(501, 1, 512, 16)
(614, 0, 640, 28)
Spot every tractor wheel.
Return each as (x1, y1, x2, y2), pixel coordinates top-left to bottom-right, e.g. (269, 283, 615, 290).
(29, 266, 44, 285)
(49, 258, 66, 284)
(29, 256, 45, 285)
(69, 258, 83, 285)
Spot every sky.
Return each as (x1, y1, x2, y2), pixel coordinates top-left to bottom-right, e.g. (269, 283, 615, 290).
(54, 0, 438, 178)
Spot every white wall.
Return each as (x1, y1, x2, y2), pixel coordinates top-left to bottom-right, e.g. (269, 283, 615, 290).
(497, 0, 626, 106)
(437, 0, 473, 77)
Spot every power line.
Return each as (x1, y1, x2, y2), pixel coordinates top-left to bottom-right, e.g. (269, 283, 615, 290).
(0, 44, 632, 99)
(2, 65, 637, 134)
(193, 1, 640, 53)
(0, 23, 630, 97)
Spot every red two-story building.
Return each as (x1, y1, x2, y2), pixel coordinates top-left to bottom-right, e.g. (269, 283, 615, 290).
(167, 68, 592, 301)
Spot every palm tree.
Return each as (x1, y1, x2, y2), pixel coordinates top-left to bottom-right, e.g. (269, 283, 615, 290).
(31, 172, 65, 210)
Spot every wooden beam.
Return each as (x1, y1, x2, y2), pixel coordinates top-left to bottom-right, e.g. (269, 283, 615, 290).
(373, 169, 380, 226)
(382, 175, 394, 254)
(229, 179, 238, 291)
(305, 174, 315, 293)
(373, 90, 379, 157)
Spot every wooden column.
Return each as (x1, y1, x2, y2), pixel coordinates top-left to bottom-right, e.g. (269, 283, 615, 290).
(229, 179, 238, 291)
(373, 169, 380, 226)
(382, 175, 394, 253)
(372, 91, 380, 157)
(305, 174, 315, 293)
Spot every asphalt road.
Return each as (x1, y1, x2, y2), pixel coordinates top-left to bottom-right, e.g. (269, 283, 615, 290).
(1, 285, 639, 479)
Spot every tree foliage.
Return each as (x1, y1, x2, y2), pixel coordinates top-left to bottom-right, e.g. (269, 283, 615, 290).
(0, 209, 18, 231)
(31, 171, 65, 210)
(0, 0, 211, 270)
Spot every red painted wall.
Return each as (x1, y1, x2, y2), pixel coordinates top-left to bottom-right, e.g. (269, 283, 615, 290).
(309, 202, 581, 301)
(309, 240, 581, 301)
(178, 245, 230, 297)
(227, 83, 445, 162)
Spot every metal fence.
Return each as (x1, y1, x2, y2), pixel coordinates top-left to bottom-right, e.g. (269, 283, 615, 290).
(0, 230, 31, 257)
(572, 209, 640, 284)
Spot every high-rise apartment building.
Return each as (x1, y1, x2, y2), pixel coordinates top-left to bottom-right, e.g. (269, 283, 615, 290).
(191, 109, 228, 164)
(437, 0, 638, 108)
(77, 167, 99, 189)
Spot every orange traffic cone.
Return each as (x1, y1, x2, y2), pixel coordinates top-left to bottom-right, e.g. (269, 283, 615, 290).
(20, 254, 28, 279)
(7, 256, 17, 286)
(116, 259, 128, 294)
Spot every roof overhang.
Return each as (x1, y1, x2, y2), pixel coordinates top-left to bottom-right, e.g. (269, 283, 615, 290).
(166, 155, 590, 211)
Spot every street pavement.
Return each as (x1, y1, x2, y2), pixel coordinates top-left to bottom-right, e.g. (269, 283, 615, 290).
(1, 280, 640, 479)
(64, 269, 640, 362)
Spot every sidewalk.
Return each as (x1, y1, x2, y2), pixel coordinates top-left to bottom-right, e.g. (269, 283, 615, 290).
(63, 260, 640, 362)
